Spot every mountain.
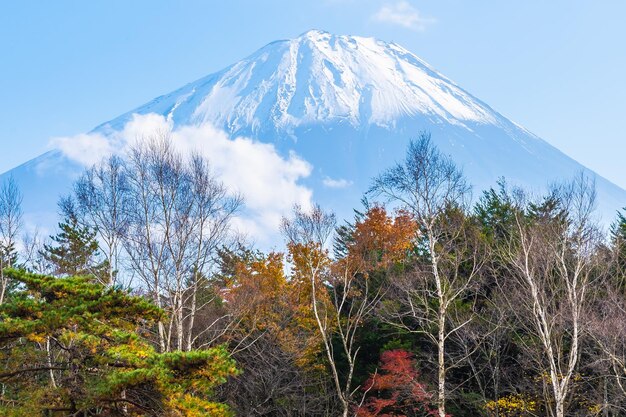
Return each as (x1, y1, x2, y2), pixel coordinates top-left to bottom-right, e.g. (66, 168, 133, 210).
(3, 30, 625, 240)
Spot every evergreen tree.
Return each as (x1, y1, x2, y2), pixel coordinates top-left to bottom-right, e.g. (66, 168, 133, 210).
(526, 192, 567, 225)
(611, 208, 626, 250)
(0, 269, 238, 416)
(611, 208, 626, 286)
(41, 199, 109, 282)
(474, 178, 517, 243)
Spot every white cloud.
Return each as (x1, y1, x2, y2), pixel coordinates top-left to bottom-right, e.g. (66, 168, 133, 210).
(371, 1, 435, 31)
(322, 176, 353, 189)
(50, 113, 173, 165)
(50, 113, 313, 245)
(172, 123, 313, 243)
(50, 132, 114, 166)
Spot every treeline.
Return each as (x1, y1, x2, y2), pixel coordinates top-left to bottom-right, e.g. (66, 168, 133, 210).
(1, 133, 626, 417)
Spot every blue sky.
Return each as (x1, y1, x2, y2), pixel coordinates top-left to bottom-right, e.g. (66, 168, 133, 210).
(1, 1, 625, 188)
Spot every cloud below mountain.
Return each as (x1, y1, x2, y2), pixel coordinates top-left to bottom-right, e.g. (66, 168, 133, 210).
(51, 113, 313, 244)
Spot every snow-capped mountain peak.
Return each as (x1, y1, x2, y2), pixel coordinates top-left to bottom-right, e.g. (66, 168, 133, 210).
(106, 29, 500, 136)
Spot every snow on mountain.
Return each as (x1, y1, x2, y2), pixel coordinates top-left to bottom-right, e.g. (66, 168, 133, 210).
(2, 30, 625, 242)
(101, 30, 505, 134)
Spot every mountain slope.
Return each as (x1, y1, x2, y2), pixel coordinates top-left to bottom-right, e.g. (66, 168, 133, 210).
(3, 30, 625, 238)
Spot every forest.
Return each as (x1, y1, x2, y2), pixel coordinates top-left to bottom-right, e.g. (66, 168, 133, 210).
(1, 132, 625, 417)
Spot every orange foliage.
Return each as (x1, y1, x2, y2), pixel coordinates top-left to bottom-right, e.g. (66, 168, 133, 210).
(345, 206, 417, 274)
(226, 252, 288, 333)
(227, 248, 326, 370)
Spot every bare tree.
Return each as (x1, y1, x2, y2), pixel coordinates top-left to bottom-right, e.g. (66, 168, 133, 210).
(502, 174, 601, 417)
(218, 334, 337, 417)
(20, 229, 48, 274)
(0, 176, 23, 304)
(586, 216, 626, 416)
(587, 284, 626, 416)
(369, 132, 480, 417)
(73, 155, 130, 286)
(122, 135, 241, 352)
(182, 153, 242, 350)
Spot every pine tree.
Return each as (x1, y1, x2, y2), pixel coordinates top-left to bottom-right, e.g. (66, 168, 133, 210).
(41, 200, 109, 282)
(611, 208, 626, 287)
(0, 269, 238, 416)
(474, 178, 517, 243)
(611, 208, 626, 248)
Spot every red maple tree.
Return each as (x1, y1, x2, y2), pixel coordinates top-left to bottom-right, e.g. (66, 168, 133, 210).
(355, 349, 438, 417)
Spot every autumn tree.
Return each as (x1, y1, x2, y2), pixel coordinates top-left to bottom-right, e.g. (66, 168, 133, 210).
(339, 205, 417, 273)
(283, 203, 389, 417)
(0, 269, 238, 416)
(226, 252, 290, 335)
(219, 249, 333, 415)
(355, 349, 435, 417)
(224, 249, 320, 359)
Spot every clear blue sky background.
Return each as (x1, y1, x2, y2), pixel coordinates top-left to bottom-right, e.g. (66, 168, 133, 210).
(1, 1, 624, 188)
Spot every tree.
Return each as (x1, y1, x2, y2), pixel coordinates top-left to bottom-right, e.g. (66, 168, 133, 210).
(610, 208, 626, 287)
(0, 176, 23, 304)
(500, 175, 602, 417)
(0, 269, 238, 416)
(370, 132, 481, 417)
(466, 182, 521, 405)
(587, 282, 626, 415)
(224, 250, 321, 360)
(73, 154, 131, 286)
(341, 205, 417, 273)
(474, 178, 518, 244)
(219, 249, 334, 416)
(40, 198, 109, 281)
(355, 349, 434, 417)
(584, 208, 626, 415)
(283, 204, 384, 417)
(101, 135, 241, 352)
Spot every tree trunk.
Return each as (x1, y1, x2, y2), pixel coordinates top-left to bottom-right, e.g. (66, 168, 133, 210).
(46, 337, 57, 389)
(157, 321, 167, 353)
(176, 296, 184, 351)
(438, 311, 447, 417)
(555, 396, 564, 417)
(155, 290, 167, 352)
(603, 376, 609, 417)
(0, 270, 6, 305)
(185, 279, 198, 351)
